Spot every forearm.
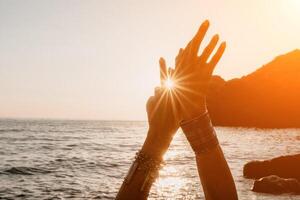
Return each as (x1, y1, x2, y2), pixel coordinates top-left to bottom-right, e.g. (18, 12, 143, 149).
(116, 166, 154, 200)
(116, 163, 156, 200)
(116, 132, 167, 200)
(196, 145, 238, 200)
(181, 112, 237, 200)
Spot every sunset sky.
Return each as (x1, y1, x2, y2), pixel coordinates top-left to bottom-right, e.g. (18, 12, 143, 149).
(0, 0, 299, 120)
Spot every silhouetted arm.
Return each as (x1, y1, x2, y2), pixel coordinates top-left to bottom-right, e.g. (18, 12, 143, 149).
(179, 111, 237, 200)
(168, 20, 238, 199)
(115, 134, 165, 200)
(195, 144, 237, 200)
(116, 58, 181, 200)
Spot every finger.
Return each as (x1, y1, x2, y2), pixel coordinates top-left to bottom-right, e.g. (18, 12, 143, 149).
(199, 34, 219, 63)
(159, 57, 167, 86)
(154, 86, 163, 96)
(168, 67, 174, 78)
(178, 20, 209, 72)
(207, 42, 226, 75)
(175, 48, 184, 66)
(188, 20, 210, 58)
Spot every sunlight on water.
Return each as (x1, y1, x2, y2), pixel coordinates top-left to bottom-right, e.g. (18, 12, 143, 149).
(0, 120, 299, 199)
(157, 165, 187, 192)
(163, 148, 181, 160)
(156, 176, 186, 195)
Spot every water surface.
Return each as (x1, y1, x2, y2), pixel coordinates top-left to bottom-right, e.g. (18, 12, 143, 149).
(0, 119, 299, 199)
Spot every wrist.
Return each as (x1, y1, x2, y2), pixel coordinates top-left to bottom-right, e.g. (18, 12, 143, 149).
(141, 129, 171, 158)
(183, 98, 207, 121)
(180, 112, 219, 154)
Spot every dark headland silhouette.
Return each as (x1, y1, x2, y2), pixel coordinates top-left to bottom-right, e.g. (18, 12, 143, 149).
(207, 49, 300, 128)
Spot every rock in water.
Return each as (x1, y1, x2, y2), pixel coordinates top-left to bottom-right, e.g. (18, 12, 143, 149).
(252, 175, 300, 194)
(243, 154, 300, 180)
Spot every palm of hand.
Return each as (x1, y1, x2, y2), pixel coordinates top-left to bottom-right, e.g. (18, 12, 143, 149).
(146, 89, 180, 147)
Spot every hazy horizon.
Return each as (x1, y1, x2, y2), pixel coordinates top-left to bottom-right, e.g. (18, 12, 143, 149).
(1, 0, 300, 120)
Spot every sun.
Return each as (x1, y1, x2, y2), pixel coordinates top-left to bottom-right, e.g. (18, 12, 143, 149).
(165, 77, 174, 89)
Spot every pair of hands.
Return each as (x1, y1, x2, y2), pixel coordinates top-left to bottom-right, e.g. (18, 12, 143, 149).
(144, 20, 226, 156)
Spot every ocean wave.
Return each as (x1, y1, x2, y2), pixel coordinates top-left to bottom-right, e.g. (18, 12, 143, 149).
(3, 167, 52, 175)
(1, 120, 300, 199)
(0, 128, 26, 133)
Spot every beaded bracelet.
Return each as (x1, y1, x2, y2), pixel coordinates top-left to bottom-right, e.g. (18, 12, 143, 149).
(124, 151, 164, 191)
(180, 111, 219, 154)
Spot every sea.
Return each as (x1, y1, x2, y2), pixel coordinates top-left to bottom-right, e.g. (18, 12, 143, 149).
(0, 119, 300, 200)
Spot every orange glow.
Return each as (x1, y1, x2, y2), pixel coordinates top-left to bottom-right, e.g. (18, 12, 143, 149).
(165, 77, 174, 90)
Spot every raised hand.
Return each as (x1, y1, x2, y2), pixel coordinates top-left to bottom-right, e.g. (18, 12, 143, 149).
(142, 59, 181, 157)
(116, 21, 236, 200)
(162, 20, 226, 121)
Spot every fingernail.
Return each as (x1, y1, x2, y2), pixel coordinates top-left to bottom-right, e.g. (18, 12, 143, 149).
(213, 34, 219, 40)
(203, 20, 209, 26)
(221, 42, 226, 47)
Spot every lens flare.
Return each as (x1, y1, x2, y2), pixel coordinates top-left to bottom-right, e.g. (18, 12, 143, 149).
(165, 77, 174, 89)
